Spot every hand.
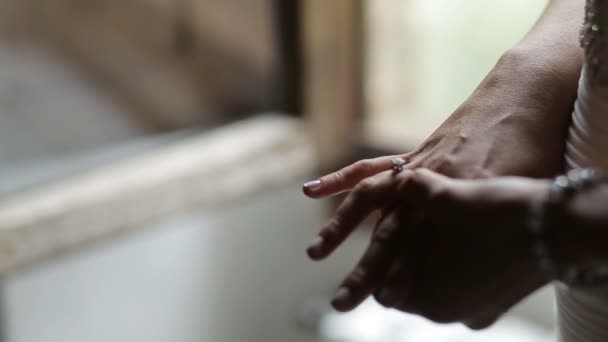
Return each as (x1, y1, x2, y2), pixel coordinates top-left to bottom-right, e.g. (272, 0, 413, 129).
(307, 169, 550, 329)
(303, 49, 578, 199)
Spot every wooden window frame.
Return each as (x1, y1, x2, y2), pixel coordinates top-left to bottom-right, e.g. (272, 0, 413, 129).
(0, 115, 313, 277)
(0, 0, 370, 277)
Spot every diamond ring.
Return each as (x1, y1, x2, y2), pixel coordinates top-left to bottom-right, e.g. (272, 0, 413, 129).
(391, 157, 407, 173)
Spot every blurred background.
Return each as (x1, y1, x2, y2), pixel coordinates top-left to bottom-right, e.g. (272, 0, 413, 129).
(0, 0, 555, 341)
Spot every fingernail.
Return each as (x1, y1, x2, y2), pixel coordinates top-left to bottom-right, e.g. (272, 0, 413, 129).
(331, 287, 352, 308)
(303, 180, 322, 192)
(307, 236, 324, 258)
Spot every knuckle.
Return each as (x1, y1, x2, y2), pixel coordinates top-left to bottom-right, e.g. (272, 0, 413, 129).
(354, 159, 374, 174)
(465, 313, 500, 330)
(430, 185, 452, 202)
(466, 320, 493, 331)
(410, 169, 429, 183)
(435, 158, 455, 174)
(323, 217, 344, 240)
(353, 178, 377, 196)
(421, 308, 454, 324)
(426, 180, 454, 206)
(332, 170, 346, 183)
(476, 168, 496, 179)
(372, 226, 397, 246)
(346, 267, 370, 288)
(395, 170, 415, 192)
(374, 296, 390, 308)
(374, 289, 398, 308)
(393, 298, 418, 315)
(407, 170, 432, 193)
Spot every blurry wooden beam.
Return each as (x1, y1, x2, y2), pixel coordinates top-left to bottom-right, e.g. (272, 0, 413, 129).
(0, 115, 313, 277)
(274, 0, 303, 115)
(301, 0, 365, 170)
(19, 0, 281, 130)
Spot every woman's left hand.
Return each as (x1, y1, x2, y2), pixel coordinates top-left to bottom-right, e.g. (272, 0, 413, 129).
(307, 169, 551, 329)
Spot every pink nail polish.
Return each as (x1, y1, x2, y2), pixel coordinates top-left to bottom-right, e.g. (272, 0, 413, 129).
(303, 180, 322, 191)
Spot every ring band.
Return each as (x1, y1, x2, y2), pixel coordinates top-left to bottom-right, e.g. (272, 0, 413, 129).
(391, 157, 407, 173)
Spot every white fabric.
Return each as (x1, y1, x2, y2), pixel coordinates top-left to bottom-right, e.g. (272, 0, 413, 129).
(560, 66, 608, 342)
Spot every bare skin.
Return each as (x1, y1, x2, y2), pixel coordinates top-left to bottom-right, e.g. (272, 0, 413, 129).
(307, 168, 608, 330)
(308, 169, 551, 329)
(303, 0, 584, 198)
(304, 0, 588, 330)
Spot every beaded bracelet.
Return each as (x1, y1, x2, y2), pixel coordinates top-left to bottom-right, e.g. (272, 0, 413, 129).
(527, 169, 608, 287)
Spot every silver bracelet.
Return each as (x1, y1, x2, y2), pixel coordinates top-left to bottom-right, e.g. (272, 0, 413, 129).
(527, 169, 608, 287)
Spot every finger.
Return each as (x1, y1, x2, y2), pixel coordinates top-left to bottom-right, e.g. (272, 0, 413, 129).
(464, 271, 546, 330)
(464, 313, 502, 331)
(463, 288, 509, 330)
(307, 171, 409, 260)
(302, 155, 410, 199)
(331, 213, 404, 312)
(374, 211, 426, 309)
(409, 168, 453, 191)
(374, 257, 408, 309)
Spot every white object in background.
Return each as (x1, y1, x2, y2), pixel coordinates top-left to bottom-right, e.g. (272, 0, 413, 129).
(319, 299, 553, 342)
(561, 64, 608, 342)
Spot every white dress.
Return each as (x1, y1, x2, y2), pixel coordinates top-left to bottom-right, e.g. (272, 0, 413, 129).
(560, 1, 608, 340)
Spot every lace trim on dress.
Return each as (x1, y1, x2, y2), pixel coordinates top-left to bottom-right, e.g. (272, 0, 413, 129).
(580, 0, 608, 85)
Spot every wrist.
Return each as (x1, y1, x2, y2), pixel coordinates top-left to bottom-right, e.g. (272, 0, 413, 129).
(532, 170, 608, 286)
(556, 184, 608, 268)
(503, 41, 583, 87)
(492, 47, 580, 100)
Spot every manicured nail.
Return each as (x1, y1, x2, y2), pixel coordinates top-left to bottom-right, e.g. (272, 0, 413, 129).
(303, 180, 322, 192)
(307, 236, 324, 258)
(332, 287, 352, 309)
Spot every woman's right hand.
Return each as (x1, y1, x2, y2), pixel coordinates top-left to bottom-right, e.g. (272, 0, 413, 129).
(303, 47, 580, 198)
